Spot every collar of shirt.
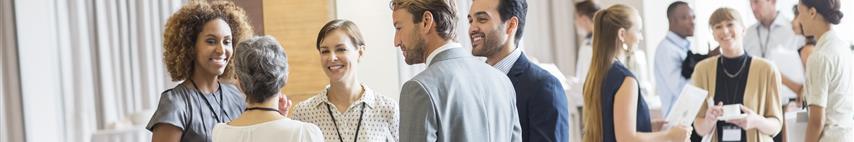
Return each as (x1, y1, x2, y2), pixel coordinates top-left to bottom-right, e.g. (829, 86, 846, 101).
(753, 13, 790, 34)
(425, 42, 462, 65)
(310, 83, 377, 109)
(665, 31, 691, 50)
(816, 30, 845, 51)
(493, 46, 524, 74)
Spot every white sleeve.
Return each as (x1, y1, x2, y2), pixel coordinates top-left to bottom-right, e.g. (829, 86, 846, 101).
(805, 54, 831, 107)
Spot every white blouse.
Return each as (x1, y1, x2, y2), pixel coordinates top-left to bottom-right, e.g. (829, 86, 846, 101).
(292, 84, 400, 142)
(805, 30, 854, 128)
(212, 118, 324, 142)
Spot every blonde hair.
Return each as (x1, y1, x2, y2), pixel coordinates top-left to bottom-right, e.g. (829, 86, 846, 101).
(708, 7, 743, 27)
(582, 4, 638, 142)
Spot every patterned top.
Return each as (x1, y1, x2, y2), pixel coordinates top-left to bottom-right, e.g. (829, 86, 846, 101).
(292, 84, 400, 142)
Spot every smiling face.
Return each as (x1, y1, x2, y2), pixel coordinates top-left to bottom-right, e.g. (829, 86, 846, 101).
(468, 0, 509, 57)
(194, 18, 233, 77)
(392, 9, 428, 65)
(712, 20, 744, 53)
(318, 30, 363, 83)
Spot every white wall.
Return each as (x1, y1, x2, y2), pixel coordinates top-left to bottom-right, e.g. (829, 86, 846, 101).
(839, 1, 854, 44)
(334, 0, 403, 100)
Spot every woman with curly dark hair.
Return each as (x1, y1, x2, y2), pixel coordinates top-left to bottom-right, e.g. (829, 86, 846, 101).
(145, 1, 254, 142)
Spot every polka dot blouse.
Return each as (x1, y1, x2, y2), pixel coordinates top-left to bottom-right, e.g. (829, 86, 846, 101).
(292, 84, 399, 142)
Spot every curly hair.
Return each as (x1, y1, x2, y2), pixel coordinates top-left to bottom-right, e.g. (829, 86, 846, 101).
(162, 0, 254, 81)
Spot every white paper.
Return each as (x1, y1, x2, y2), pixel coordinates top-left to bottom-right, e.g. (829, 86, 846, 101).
(665, 84, 708, 128)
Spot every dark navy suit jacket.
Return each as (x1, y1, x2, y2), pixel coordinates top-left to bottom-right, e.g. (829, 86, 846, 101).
(507, 54, 570, 142)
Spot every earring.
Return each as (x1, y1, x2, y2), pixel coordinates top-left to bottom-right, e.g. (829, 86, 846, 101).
(622, 43, 629, 51)
(620, 41, 629, 51)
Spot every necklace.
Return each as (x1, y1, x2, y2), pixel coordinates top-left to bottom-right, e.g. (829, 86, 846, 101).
(719, 56, 748, 78)
(244, 107, 278, 112)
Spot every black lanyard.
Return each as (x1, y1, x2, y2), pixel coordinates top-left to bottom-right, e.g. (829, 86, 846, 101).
(326, 103, 366, 142)
(756, 26, 772, 57)
(190, 80, 228, 123)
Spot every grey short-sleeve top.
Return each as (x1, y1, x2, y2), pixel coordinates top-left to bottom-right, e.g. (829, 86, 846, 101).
(146, 81, 245, 142)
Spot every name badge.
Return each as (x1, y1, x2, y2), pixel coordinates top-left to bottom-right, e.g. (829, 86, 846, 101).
(721, 126, 742, 141)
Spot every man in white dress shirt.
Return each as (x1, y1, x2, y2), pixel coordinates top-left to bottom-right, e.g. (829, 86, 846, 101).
(654, 1, 694, 117)
(745, 0, 804, 103)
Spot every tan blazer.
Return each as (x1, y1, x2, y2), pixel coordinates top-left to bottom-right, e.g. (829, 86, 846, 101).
(692, 56, 784, 142)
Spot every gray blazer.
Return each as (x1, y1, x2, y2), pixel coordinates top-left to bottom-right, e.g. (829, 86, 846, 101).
(399, 46, 522, 142)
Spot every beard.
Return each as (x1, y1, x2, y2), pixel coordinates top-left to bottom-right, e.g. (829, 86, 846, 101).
(471, 29, 504, 57)
(404, 35, 427, 65)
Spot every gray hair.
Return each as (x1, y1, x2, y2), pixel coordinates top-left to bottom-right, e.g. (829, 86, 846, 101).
(234, 36, 288, 103)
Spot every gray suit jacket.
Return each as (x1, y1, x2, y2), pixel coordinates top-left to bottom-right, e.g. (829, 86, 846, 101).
(399, 46, 522, 142)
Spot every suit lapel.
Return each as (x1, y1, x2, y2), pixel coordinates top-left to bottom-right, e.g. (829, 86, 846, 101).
(508, 54, 529, 77)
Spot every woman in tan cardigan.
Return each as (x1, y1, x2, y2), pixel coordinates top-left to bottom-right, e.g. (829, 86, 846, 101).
(691, 8, 783, 142)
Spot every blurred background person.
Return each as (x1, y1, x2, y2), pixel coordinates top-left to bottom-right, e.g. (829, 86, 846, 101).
(746, 0, 805, 105)
(574, 0, 600, 92)
(655, 1, 695, 118)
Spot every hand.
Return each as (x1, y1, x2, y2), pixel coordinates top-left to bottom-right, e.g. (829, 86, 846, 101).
(725, 105, 761, 130)
(704, 102, 724, 123)
(667, 124, 692, 142)
(278, 94, 292, 116)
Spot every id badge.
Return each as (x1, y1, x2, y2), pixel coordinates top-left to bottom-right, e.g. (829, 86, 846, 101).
(721, 125, 742, 141)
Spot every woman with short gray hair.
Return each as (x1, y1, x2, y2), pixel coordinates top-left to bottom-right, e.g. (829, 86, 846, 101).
(212, 36, 323, 142)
